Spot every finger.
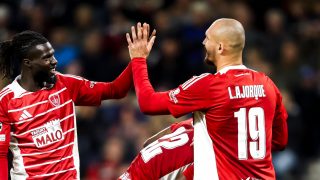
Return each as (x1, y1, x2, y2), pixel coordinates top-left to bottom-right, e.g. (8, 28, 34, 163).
(137, 22, 142, 40)
(147, 35, 156, 50)
(131, 26, 137, 42)
(151, 29, 156, 37)
(143, 23, 148, 41)
(126, 33, 132, 46)
(147, 23, 150, 38)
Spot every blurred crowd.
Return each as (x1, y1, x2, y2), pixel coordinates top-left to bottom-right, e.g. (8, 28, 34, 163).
(0, 0, 320, 179)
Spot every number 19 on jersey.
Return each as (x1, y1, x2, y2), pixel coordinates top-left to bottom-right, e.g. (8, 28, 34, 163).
(235, 107, 266, 160)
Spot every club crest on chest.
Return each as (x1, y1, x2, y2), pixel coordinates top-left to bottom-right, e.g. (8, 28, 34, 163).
(49, 94, 60, 107)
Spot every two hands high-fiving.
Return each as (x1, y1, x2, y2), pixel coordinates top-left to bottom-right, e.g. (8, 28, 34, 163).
(126, 22, 156, 59)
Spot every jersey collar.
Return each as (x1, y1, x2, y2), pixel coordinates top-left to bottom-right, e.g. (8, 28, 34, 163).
(217, 65, 247, 74)
(11, 76, 27, 98)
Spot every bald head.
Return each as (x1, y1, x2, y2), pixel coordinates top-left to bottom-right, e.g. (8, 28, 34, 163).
(208, 18, 245, 53)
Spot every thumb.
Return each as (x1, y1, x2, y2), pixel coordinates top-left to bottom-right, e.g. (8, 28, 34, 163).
(147, 36, 156, 51)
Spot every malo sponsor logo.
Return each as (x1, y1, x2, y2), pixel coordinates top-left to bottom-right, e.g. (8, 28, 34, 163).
(49, 94, 60, 107)
(31, 119, 64, 148)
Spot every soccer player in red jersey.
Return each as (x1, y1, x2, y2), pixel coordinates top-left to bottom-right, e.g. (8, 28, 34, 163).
(126, 20, 288, 179)
(0, 31, 133, 179)
(119, 118, 193, 180)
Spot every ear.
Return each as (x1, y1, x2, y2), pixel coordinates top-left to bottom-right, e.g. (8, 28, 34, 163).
(23, 59, 31, 68)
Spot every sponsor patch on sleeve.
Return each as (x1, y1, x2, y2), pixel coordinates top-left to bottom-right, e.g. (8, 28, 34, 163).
(169, 88, 180, 104)
(0, 134, 5, 141)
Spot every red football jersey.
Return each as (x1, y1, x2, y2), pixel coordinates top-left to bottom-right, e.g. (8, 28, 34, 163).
(165, 65, 288, 180)
(0, 67, 131, 179)
(119, 119, 194, 180)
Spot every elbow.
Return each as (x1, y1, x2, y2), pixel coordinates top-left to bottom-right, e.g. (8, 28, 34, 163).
(139, 104, 154, 115)
(114, 91, 128, 99)
(272, 139, 288, 151)
(138, 98, 156, 115)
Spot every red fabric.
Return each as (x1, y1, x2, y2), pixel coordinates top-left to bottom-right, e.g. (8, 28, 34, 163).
(59, 62, 133, 106)
(131, 58, 288, 179)
(0, 63, 133, 179)
(131, 58, 170, 115)
(0, 102, 10, 180)
(183, 163, 194, 180)
(119, 120, 194, 180)
(271, 85, 288, 151)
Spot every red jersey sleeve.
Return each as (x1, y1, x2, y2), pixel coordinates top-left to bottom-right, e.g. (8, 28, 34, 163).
(59, 63, 132, 106)
(0, 102, 10, 180)
(132, 58, 212, 117)
(132, 58, 171, 115)
(166, 73, 212, 118)
(272, 85, 288, 151)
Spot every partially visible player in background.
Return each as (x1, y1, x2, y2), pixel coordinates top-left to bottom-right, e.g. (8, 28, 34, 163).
(126, 21, 288, 180)
(119, 118, 194, 180)
(0, 31, 135, 179)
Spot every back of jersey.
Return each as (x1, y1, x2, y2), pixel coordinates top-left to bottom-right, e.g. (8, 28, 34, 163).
(194, 66, 286, 180)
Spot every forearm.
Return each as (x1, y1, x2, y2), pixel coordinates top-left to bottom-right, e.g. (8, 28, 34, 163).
(102, 62, 133, 99)
(272, 119, 288, 151)
(132, 58, 170, 115)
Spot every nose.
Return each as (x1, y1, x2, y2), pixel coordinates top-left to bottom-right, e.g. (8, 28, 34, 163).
(202, 39, 206, 45)
(51, 56, 58, 65)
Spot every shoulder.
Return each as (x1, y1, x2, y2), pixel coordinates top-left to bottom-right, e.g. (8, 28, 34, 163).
(56, 72, 85, 81)
(0, 83, 17, 101)
(180, 73, 212, 90)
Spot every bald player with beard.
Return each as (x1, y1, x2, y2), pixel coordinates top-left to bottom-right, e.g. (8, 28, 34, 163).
(126, 19, 288, 179)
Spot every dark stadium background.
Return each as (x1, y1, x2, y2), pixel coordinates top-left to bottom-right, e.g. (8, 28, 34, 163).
(1, 0, 319, 179)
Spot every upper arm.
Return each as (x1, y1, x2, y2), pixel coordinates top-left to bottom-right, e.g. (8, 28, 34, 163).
(272, 86, 288, 150)
(167, 74, 213, 117)
(59, 74, 112, 106)
(0, 103, 10, 155)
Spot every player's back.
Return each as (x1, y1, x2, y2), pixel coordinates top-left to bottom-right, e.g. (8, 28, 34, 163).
(120, 120, 194, 180)
(194, 66, 285, 180)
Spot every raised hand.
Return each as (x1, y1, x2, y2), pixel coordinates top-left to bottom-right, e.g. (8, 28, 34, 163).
(126, 22, 156, 59)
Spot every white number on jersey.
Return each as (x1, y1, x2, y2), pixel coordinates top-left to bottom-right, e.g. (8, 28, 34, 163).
(235, 107, 266, 160)
(141, 127, 189, 163)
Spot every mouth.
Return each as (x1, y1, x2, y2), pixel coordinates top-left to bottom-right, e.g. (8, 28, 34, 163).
(49, 66, 56, 73)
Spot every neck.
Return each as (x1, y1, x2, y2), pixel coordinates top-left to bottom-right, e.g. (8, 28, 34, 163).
(18, 71, 42, 92)
(216, 53, 243, 72)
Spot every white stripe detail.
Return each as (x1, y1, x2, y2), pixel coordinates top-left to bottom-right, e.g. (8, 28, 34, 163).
(181, 76, 198, 89)
(17, 92, 33, 98)
(32, 167, 76, 178)
(25, 154, 73, 169)
(159, 163, 193, 180)
(9, 137, 29, 179)
(59, 73, 83, 80)
(23, 110, 32, 117)
(8, 100, 48, 113)
(12, 113, 74, 136)
(9, 87, 67, 112)
(9, 142, 34, 146)
(0, 88, 11, 97)
(194, 111, 219, 180)
(12, 99, 73, 125)
(0, 90, 12, 101)
(182, 74, 209, 90)
(10, 126, 74, 147)
(72, 102, 80, 179)
(217, 65, 248, 74)
(64, 128, 75, 135)
(21, 142, 74, 156)
(0, 87, 9, 94)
